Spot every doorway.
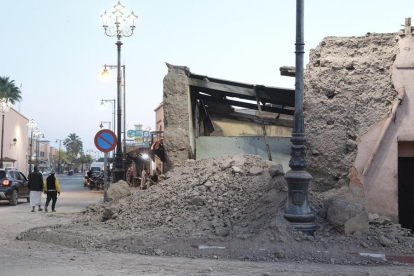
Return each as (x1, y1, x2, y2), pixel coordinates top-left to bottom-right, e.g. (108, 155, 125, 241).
(398, 156, 414, 231)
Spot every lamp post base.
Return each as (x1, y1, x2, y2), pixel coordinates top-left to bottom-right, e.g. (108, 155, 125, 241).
(284, 169, 316, 235)
(112, 153, 125, 183)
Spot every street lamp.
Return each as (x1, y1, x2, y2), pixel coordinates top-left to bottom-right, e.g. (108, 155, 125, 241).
(27, 119, 37, 173)
(101, 1, 137, 182)
(33, 129, 43, 166)
(56, 139, 63, 174)
(0, 98, 12, 169)
(101, 64, 126, 166)
(284, 0, 316, 234)
(100, 99, 116, 159)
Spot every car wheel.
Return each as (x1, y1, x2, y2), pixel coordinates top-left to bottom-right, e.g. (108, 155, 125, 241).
(27, 197, 30, 203)
(9, 190, 18, 206)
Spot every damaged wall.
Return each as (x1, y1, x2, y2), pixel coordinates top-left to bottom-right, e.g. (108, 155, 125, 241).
(304, 33, 399, 192)
(163, 64, 193, 168)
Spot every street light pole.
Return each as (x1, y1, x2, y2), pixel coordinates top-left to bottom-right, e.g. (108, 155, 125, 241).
(56, 139, 63, 174)
(101, 1, 137, 182)
(101, 64, 126, 165)
(100, 99, 116, 159)
(0, 98, 12, 169)
(27, 119, 37, 174)
(284, 0, 316, 234)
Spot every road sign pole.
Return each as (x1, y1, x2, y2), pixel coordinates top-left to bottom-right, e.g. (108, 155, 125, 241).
(104, 152, 108, 203)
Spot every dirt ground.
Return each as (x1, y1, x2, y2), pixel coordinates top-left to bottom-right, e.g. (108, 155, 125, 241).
(1, 175, 414, 276)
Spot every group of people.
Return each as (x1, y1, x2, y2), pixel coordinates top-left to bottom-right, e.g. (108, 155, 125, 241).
(28, 166, 61, 212)
(126, 166, 161, 189)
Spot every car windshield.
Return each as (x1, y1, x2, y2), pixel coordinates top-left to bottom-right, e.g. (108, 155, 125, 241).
(91, 168, 100, 171)
(0, 171, 6, 178)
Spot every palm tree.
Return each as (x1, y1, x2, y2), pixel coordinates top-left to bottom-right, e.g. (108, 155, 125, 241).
(0, 76, 22, 104)
(63, 133, 83, 170)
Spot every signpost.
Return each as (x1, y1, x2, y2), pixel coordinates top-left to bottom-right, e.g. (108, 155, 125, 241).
(94, 129, 117, 203)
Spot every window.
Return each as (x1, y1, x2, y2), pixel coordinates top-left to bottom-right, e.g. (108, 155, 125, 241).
(40, 152, 45, 158)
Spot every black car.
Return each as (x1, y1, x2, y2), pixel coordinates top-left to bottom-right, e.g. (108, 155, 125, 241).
(0, 169, 30, 206)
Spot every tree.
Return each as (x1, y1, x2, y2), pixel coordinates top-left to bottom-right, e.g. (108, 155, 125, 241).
(63, 133, 83, 170)
(0, 76, 22, 104)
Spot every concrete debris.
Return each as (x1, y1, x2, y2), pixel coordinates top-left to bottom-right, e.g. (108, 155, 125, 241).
(106, 180, 131, 202)
(326, 198, 369, 234)
(20, 154, 414, 265)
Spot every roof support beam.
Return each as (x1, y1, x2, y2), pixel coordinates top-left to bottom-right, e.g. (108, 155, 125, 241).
(198, 94, 294, 116)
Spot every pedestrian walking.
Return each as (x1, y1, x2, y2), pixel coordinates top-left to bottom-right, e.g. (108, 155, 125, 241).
(28, 166, 44, 212)
(140, 168, 147, 189)
(43, 170, 60, 212)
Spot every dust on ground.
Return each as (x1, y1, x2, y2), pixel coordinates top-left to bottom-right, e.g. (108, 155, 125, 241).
(21, 154, 414, 267)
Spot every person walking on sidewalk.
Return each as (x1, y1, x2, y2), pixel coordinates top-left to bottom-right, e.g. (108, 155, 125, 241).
(43, 170, 60, 212)
(28, 166, 44, 212)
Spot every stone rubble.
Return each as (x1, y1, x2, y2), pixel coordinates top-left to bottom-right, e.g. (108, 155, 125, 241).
(20, 154, 414, 265)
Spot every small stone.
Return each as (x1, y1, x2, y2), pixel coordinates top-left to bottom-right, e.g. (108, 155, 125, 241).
(360, 241, 369, 248)
(269, 164, 284, 177)
(263, 273, 271, 276)
(232, 166, 243, 174)
(165, 216, 172, 222)
(249, 167, 264, 176)
(330, 258, 335, 264)
(368, 213, 379, 222)
(207, 267, 213, 272)
(379, 235, 392, 247)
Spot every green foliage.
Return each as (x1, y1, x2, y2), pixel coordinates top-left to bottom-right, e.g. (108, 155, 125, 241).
(63, 133, 83, 165)
(0, 76, 22, 104)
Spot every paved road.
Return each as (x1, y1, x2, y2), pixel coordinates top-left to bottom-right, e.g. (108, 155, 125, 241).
(0, 174, 102, 211)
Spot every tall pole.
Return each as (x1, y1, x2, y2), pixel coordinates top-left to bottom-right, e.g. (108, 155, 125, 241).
(113, 39, 125, 182)
(0, 114, 5, 169)
(29, 130, 33, 173)
(58, 140, 61, 174)
(284, 0, 316, 234)
(122, 65, 127, 174)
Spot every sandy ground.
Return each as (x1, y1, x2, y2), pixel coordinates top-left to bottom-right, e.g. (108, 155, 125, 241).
(1, 175, 414, 276)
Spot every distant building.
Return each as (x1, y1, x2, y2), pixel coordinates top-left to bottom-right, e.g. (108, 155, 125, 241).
(0, 108, 29, 173)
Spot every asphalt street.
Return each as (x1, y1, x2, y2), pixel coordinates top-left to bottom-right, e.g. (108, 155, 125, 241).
(0, 174, 103, 210)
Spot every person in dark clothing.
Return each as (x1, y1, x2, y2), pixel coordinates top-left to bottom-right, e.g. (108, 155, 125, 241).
(28, 166, 44, 212)
(43, 170, 61, 212)
(87, 169, 92, 178)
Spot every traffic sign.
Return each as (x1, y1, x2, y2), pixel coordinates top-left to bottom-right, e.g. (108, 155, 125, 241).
(94, 129, 118, 152)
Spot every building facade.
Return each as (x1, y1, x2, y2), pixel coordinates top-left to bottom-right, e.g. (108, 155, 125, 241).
(0, 108, 29, 173)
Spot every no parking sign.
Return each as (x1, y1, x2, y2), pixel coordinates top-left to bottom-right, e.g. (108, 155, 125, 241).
(94, 129, 117, 152)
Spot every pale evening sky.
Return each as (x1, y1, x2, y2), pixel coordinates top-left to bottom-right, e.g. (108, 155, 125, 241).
(0, 0, 412, 154)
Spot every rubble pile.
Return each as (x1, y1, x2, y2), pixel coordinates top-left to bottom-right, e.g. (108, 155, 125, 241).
(85, 154, 288, 240)
(20, 154, 414, 264)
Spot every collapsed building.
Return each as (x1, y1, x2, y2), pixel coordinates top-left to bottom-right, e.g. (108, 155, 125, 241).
(162, 19, 414, 231)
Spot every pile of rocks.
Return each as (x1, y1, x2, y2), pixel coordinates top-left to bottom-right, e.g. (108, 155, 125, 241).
(84, 154, 288, 240)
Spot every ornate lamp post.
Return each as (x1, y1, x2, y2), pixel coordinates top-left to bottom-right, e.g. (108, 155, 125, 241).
(284, 0, 316, 234)
(0, 98, 12, 169)
(27, 119, 38, 173)
(101, 1, 137, 182)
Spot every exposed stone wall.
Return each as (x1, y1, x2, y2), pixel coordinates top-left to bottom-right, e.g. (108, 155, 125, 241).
(163, 63, 192, 169)
(304, 33, 399, 191)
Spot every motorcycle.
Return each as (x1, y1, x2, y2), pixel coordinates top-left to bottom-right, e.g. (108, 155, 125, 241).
(87, 175, 105, 190)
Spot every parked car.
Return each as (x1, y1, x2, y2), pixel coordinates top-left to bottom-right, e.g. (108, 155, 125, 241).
(0, 169, 30, 206)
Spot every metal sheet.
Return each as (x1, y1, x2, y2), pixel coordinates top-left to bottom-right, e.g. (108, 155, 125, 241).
(196, 136, 292, 172)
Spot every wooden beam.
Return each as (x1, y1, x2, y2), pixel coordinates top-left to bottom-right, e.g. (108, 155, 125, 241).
(189, 78, 295, 107)
(198, 94, 294, 116)
(280, 66, 296, 77)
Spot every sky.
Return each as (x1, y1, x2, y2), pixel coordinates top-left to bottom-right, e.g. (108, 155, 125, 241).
(1, 0, 413, 155)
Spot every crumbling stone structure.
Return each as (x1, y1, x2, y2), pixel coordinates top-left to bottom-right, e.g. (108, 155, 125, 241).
(304, 33, 399, 192)
(163, 64, 193, 169)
